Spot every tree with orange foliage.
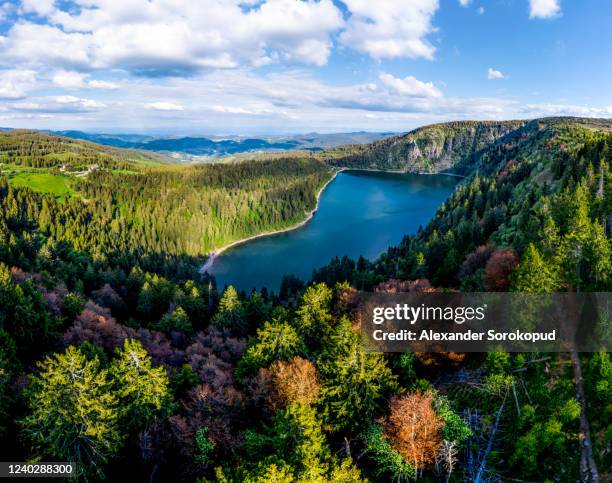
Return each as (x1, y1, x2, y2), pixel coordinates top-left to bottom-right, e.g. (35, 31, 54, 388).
(382, 392, 444, 471)
(268, 356, 321, 409)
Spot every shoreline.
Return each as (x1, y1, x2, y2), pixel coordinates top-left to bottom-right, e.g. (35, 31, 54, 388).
(199, 166, 463, 274)
(200, 168, 343, 274)
(341, 166, 467, 178)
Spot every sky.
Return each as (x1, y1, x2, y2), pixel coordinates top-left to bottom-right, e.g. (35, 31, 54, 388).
(0, 0, 610, 134)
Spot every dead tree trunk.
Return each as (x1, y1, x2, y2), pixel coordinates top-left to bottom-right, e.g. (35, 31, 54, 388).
(474, 397, 506, 483)
(570, 350, 600, 482)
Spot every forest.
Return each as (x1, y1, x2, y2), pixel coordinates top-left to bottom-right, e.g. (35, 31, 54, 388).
(0, 118, 610, 481)
(0, 130, 332, 277)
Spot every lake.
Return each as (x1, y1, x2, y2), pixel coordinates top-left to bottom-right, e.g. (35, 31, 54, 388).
(207, 170, 459, 291)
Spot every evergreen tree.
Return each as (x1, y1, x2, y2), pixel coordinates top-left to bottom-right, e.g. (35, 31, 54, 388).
(295, 282, 333, 345)
(20, 346, 122, 479)
(109, 339, 172, 429)
(318, 317, 397, 432)
(511, 244, 561, 292)
(235, 321, 306, 379)
(212, 286, 247, 335)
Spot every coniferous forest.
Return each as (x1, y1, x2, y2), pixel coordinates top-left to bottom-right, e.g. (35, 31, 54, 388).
(0, 118, 610, 481)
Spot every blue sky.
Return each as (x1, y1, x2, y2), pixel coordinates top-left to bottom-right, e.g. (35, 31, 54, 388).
(0, 0, 610, 134)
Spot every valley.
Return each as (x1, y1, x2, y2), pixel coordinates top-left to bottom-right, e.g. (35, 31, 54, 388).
(0, 116, 610, 482)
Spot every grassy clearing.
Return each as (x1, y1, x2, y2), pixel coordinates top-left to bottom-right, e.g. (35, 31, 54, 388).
(5, 171, 74, 198)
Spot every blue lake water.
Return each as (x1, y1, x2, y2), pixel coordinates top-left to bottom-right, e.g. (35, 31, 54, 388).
(208, 170, 458, 291)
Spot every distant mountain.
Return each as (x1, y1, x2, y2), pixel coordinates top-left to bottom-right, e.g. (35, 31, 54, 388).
(55, 130, 395, 158)
(53, 131, 156, 149)
(137, 136, 302, 155)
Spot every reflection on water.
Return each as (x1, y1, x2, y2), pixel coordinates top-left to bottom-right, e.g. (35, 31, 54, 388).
(208, 170, 458, 292)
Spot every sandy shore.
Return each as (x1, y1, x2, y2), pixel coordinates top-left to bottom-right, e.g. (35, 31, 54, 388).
(200, 168, 343, 274)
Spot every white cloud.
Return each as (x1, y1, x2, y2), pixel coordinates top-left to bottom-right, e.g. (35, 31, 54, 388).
(379, 73, 442, 98)
(0, 2, 14, 22)
(87, 79, 119, 90)
(1, 0, 345, 73)
(0, 69, 38, 99)
(487, 67, 504, 79)
(145, 102, 184, 111)
(2, 68, 610, 133)
(210, 104, 277, 116)
(528, 0, 561, 19)
(458, 0, 472, 7)
(340, 0, 439, 60)
(2, 23, 93, 70)
(52, 70, 121, 90)
(520, 103, 612, 117)
(477, 6, 485, 15)
(52, 70, 89, 88)
(19, 0, 55, 17)
(11, 95, 106, 112)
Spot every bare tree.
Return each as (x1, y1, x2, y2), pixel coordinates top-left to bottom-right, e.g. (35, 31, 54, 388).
(436, 440, 457, 483)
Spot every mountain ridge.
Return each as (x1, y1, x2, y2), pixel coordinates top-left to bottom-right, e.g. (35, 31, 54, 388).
(326, 117, 612, 175)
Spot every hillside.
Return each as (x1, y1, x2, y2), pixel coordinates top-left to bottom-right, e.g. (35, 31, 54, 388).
(0, 130, 333, 276)
(0, 118, 609, 481)
(0, 130, 167, 199)
(0, 130, 165, 169)
(326, 117, 612, 175)
(317, 116, 612, 287)
(314, 116, 611, 481)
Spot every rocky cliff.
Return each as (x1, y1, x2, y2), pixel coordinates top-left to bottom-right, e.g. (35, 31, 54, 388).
(326, 120, 526, 173)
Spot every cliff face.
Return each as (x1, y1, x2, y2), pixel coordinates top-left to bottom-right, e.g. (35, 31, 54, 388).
(327, 120, 526, 173)
(327, 117, 612, 175)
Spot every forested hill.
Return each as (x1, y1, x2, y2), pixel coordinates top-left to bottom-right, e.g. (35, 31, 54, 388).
(0, 129, 165, 169)
(0, 130, 333, 276)
(313, 117, 611, 481)
(325, 117, 612, 175)
(316, 116, 612, 289)
(0, 118, 610, 482)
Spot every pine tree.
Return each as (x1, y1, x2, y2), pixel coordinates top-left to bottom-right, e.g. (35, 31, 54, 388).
(109, 339, 172, 429)
(318, 317, 397, 432)
(212, 285, 247, 334)
(20, 346, 122, 479)
(295, 282, 333, 344)
(511, 244, 561, 292)
(235, 321, 306, 379)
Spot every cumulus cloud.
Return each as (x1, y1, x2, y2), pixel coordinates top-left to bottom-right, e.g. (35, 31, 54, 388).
(477, 6, 485, 14)
(145, 102, 185, 111)
(1, 0, 345, 74)
(340, 0, 439, 60)
(487, 67, 505, 79)
(2, 23, 93, 70)
(172, 69, 513, 119)
(0, 69, 38, 99)
(2, 0, 443, 72)
(379, 73, 442, 98)
(2, 67, 609, 133)
(0, 2, 14, 21)
(528, 0, 561, 19)
(458, 0, 472, 7)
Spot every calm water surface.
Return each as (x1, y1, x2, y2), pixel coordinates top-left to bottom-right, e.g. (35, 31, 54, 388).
(208, 171, 458, 291)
